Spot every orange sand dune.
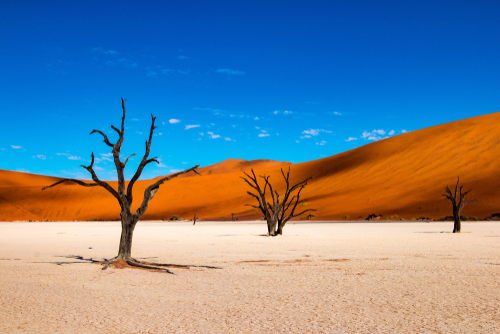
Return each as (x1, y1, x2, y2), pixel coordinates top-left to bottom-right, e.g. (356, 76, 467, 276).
(153, 158, 291, 179)
(1, 112, 500, 221)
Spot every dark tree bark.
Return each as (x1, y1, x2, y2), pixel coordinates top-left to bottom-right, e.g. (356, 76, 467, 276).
(42, 98, 217, 273)
(241, 167, 315, 236)
(443, 177, 479, 233)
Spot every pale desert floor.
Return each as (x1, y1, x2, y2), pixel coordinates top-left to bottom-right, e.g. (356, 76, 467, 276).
(1, 221, 499, 334)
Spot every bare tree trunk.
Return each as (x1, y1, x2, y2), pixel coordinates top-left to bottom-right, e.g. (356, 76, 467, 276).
(117, 213, 136, 259)
(453, 208, 461, 233)
(268, 218, 277, 236)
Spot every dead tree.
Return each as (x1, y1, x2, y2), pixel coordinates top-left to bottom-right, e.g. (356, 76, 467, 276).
(241, 167, 316, 236)
(42, 98, 217, 273)
(193, 214, 197, 225)
(443, 177, 479, 233)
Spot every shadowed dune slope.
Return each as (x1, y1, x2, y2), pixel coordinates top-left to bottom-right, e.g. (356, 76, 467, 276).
(1, 112, 500, 221)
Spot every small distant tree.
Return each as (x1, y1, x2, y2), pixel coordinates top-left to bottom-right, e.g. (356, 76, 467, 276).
(443, 177, 479, 233)
(42, 98, 210, 273)
(241, 167, 315, 236)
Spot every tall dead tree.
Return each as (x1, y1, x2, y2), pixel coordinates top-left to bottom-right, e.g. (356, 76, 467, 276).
(443, 177, 478, 233)
(42, 98, 215, 273)
(241, 167, 316, 236)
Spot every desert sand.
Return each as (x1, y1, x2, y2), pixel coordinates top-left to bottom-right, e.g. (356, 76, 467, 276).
(2, 112, 500, 222)
(1, 221, 499, 333)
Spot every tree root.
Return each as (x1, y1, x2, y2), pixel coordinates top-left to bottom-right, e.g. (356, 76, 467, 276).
(131, 258, 222, 269)
(101, 256, 119, 270)
(125, 259, 175, 274)
(45, 254, 222, 274)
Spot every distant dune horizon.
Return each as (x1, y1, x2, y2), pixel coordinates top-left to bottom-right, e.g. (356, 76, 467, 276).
(1, 112, 500, 222)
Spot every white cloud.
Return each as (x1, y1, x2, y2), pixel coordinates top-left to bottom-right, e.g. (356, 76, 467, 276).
(361, 131, 371, 138)
(254, 117, 259, 120)
(131, 118, 139, 121)
(345, 137, 357, 142)
(94, 166, 104, 171)
(258, 134, 270, 137)
(169, 169, 182, 173)
(367, 136, 380, 141)
(199, 132, 204, 136)
(283, 110, 292, 114)
(207, 131, 220, 139)
(158, 132, 162, 136)
(388, 130, 395, 135)
(373, 129, 386, 135)
(302, 129, 332, 136)
(225, 137, 232, 141)
(178, 55, 190, 60)
(261, 130, 267, 133)
(401, 130, 408, 133)
(147, 71, 157, 77)
(295, 140, 299, 143)
(68, 155, 81, 160)
(216, 68, 245, 75)
(11, 145, 22, 149)
(185, 124, 200, 130)
(169, 119, 180, 124)
(255, 126, 260, 129)
(300, 135, 311, 139)
(332, 111, 342, 115)
(316, 141, 327, 146)
(273, 111, 279, 114)
(36, 154, 46, 160)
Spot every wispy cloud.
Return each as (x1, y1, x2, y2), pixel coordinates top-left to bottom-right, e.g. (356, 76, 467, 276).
(131, 118, 139, 121)
(302, 129, 332, 136)
(11, 145, 22, 149)
(360, 129, 398, 141)
(68, 155, 81, 160)
(401, 130, 408, 133)
(345, 137, 357, 142)
(185, 125, 200, 130)
(33, 154, 46, 160)
(178, 55, 190, 60)
(258, 134, 270, 137)
(169, 119, 180, 124)
(254, 117, 259, 120)
(225, 137, 232, 141)
(207, 131, 220, 139)
(316, 141, 327, 146)
(216, 68, 245, 75)
(92, 47, 119, 55)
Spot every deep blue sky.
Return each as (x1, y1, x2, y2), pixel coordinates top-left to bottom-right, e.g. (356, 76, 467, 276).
(1, 0, 499, 180)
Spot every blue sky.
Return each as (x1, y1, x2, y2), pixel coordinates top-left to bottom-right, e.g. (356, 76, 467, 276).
(1, 0, 499, 180)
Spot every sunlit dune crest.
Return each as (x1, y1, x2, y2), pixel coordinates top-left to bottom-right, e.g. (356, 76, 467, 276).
(1, 112, 500, 221)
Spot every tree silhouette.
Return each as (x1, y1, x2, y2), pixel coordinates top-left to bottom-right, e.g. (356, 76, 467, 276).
(43, 98, 218, 273)
(241, 167, 315, 236)
(443, 177, 479, 233)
